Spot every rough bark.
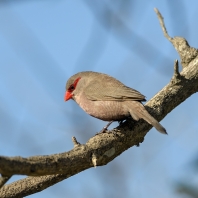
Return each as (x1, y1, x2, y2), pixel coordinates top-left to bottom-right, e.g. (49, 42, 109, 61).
(0, 8, 198, 198)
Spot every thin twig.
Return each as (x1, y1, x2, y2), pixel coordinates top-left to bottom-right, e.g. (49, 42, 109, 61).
(154, 8, 172, 41)
(174, 60, 180, 77)
(72, 136, 81, 147)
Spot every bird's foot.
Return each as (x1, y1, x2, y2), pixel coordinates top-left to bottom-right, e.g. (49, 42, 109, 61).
(118, 117, 130, 126)
(97, 128, 107, 134)
(96, 121, 114, 135)
(118, 120, 123, 125)
(96, 129, 118, 136)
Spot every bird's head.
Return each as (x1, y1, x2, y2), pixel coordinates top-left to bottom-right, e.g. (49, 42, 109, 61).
(64, 71, 104, 101)
(64, 74, 81, 101)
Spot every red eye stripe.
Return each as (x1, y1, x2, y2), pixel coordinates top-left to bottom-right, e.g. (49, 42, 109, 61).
(65, 77, 81, 101)
(68, 77, 81, 91)
(73, 77, 81, 87)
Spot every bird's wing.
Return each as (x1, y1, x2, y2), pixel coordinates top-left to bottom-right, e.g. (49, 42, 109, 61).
(84, 76, 146, 101)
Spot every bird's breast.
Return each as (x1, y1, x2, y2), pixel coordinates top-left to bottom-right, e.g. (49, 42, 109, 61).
(74, 92, 129, 121)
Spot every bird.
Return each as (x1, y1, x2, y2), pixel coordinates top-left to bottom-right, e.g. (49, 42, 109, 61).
(64, 71, 167, 134)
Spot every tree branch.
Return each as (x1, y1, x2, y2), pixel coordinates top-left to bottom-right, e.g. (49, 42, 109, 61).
(154, 8, 172, 42)
(0, 8, 198, 198)
(0, 175, 11, 188)
(154, 8, 198, 68)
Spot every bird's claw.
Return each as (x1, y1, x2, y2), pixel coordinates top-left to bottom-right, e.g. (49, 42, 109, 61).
(96, 128, 118, 136)
(95, 121, 120, 136)
(96, 127, 108, 135)
(118, 120, 123, 125)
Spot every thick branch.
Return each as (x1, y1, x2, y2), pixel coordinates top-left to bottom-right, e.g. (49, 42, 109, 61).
(0, 8, 198, 198)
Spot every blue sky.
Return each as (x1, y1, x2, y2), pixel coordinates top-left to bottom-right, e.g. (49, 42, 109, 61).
(0, 1, 198, 197)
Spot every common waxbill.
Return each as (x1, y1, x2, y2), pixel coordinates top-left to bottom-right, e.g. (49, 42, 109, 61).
(64, 71, 167, 134)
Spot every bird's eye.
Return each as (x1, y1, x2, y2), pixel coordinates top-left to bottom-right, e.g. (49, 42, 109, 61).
(69, 85, 75, 91)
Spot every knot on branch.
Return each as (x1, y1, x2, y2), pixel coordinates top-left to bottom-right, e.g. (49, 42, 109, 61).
(91, 147, 116, 168)
(170, 60, 185, 85)
(72, 136, 81, 148)
(172, 37, 198, 68)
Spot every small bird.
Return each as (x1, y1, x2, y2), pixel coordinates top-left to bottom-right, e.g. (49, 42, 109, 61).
(65, 71, 167, 134)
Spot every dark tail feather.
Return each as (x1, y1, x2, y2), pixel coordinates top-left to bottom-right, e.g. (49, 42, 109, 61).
(127, 101, 167, 134)
(143, 114, 167, 134)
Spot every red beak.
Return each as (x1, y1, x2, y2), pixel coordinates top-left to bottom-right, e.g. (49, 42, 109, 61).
(64, 91, 73, 101)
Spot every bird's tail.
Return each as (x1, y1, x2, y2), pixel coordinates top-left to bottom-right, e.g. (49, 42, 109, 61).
(125, 101, 167, 134)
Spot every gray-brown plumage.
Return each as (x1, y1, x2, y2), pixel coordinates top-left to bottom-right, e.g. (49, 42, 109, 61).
(65, 71, 167, 134)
